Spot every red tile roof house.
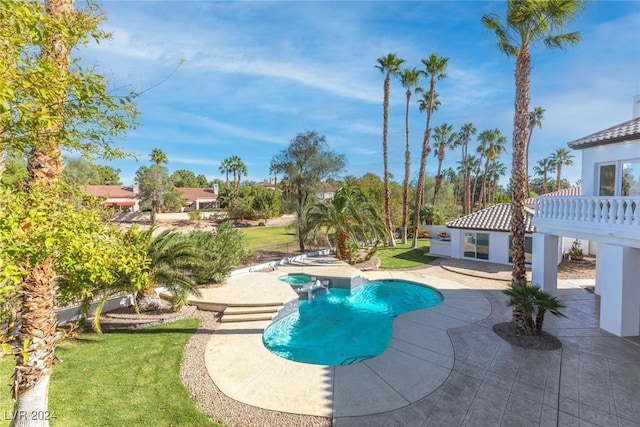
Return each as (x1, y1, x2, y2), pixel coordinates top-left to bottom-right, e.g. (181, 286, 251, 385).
(532, 96, 640, 336)
(83, 185, 139, 212)
(177, 187, 219, 210)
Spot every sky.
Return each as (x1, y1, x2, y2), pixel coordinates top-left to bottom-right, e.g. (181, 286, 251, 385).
(86, 1, 640, 188)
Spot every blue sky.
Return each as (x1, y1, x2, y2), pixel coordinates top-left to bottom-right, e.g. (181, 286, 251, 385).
(88, 1, 640, 188)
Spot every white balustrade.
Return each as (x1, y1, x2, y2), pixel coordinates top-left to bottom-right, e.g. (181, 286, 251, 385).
(534, 196, 640, 227)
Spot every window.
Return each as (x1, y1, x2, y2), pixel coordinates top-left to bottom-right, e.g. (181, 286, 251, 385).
(463, 232, 489, 260)
(622, 161, 640, 196)
(598, 164, 616, 196)
(509, 236, 533, 265)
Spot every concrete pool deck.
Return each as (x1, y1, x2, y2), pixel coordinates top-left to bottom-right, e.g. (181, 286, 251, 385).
(200, 257, 640, 425)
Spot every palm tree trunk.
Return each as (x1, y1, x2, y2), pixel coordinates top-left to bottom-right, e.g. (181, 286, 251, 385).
(535, 307, 546, 335)
(556, 164, 562, 191)
(432, 154, 444, 205)
(401, 89, 411, 245)
(480, 161, 489, 209)
(464, 166, 471, 215)
(382, 74, 396, 247)
(524, 128, 533, 198)
(510, 47, 530, 286)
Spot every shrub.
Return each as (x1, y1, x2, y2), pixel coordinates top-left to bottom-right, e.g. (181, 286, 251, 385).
(188, 210, 201, 222)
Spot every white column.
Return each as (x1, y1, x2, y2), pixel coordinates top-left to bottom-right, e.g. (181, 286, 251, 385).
(599, 245, 640, 337)
(532, 233, 559, 296)
(595, 243, 604, 295)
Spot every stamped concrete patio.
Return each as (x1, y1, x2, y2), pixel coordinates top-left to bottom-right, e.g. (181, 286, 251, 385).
(199, 257, 640, 426)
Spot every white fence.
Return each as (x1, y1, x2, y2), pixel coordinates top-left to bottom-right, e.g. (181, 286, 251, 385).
(534, 196, 640, 226)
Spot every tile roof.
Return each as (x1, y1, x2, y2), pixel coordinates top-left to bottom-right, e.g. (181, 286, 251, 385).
(446, 203, 535, 233)
(567, 117, 640, 149)
(258, 180, 277, 189)
(175, 187, 218, 202)
(524, 186, 581, 206)
(83, 185, 135, 199)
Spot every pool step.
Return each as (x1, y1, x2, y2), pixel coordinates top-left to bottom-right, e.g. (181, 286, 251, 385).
(221, 304, 282, 323)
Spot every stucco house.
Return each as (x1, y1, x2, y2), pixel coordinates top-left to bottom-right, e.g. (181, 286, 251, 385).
(532, 97, 640, 337)
(83, 185, 139, 212)
(177, 186, 219, 210)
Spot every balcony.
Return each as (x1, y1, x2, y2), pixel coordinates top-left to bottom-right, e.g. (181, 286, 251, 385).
(532, 196, 640, 248)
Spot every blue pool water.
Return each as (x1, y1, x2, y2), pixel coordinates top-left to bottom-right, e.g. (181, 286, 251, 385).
(279, 273, 314, 285)
(262, 280, 443, 366)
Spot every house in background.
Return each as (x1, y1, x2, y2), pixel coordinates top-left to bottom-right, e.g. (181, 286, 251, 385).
(532, 96, 640, 337)
(83, 185, 139, 212)
(317, 182, 337, 201)
(178, 186, 219, 210)
(432, 204, 535, 265)
(258, 179, 278, 191)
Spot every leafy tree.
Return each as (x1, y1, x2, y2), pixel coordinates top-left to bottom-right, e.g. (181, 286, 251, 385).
(482, 0, 586, 286)
(458, 122, 477, 215)
(171, 169, 201, 188)
(399, 67, 421, 244)
(270, 131, 345, 252)
(525, 106, 545, 197)
(0, 151, 27, 189)
(431, 123, 459, 205)
(61, 157, 122, 186)
(135, 164, 174, 221)
(376, 53, 404, 247)
(1, 0, 139, 419)
(237, 183, 283, 223)
(306, 186, 385, 264)
(412, 53, 448, 248)
(550, 147, 574, 191)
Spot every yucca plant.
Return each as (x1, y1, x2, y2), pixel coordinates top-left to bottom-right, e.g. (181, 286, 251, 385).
(503, 282, 566, 336)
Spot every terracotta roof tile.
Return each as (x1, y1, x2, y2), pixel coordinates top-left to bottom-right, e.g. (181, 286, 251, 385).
(567, 117, 640, 149)
(447, 203, 534, 233)
(524, 186, 581, 206)
(83, 185, 135, 198)
(175, 187, 218, 202)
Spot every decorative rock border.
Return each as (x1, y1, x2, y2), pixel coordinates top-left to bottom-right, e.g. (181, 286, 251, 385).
(99, 305, 197, 330)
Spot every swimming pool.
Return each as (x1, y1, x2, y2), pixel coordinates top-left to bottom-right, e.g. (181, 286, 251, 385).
(279, 273, 314, 285)
(262, 279, 443, 366)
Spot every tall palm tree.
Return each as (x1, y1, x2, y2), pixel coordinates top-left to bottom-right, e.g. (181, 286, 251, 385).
(525, 106, 545, 197)
(431, 123, 459, 205)
(399, 67, 421, 244)
(482, 0, 585, 285)
(533, 157, 554, 194)
(476, 128, 506, 209)
(488, 160, 507, 204)
(148, 148, 168, 224)
(412, 53, 448, 248)
(467, 155, 482, 209)
(305, 186, 385, 264)
(219, 158, 232, 190)
(458, 122, 477, 215)
(376, 53, 405, 247)
(550, 147, 574, 191)
(229, 155, 247, 192)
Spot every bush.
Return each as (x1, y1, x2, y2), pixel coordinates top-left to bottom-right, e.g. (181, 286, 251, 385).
(188, 221, 249, 284)
(188, 210, 201, 222)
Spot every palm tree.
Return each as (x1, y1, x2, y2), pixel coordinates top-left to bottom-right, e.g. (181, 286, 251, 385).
(467, 155, 482, 209)
(488, 160, 507, 204)
(399, 67, 421, 244)
(305, 186, 385, 264)
(431, 123, 459, 205)
(476, 128, 506, 209)
(482, 0, 585, 285)
(525, 106, 545, 197)
(376, 53, 405, 247)
(458, 122, 477, 215)
(229, 155, 247, 192)
(412, 53, 448, 248)
(503, 282, 566, 335)
(533, 157, 554, 194)
(219, 158, 232, 190)
(550, 147, 574, 191)
(148, 148, 168, 224)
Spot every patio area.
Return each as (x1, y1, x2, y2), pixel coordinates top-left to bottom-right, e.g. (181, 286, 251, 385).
(194, 257, 640, 426)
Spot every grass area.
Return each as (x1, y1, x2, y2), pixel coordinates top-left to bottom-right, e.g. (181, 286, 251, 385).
(376, 240, 439, 269)
(239, 225, 297, 252)
(0, 319, 219, 427)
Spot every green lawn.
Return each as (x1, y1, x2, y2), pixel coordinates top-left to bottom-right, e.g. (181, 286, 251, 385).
(376, 240, 439, 269)
(239, 225, 297, 251)
(0, 319, 220, 427)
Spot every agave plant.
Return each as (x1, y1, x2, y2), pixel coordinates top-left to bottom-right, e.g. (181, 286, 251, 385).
(503, 282, 566, 336)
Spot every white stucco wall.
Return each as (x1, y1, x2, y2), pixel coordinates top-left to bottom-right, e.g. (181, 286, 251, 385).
(580, 139, 640, 196)
(449, 229, 525, 265)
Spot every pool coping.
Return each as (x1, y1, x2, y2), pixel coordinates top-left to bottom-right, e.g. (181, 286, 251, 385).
(203, 269, 492, 417)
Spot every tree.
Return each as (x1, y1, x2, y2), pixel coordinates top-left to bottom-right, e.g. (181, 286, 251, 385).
(476, 128, 506, 209)
(533, 157, 554, 194)
(399, 67, 421, 244)
(150, 147, 168, 166)
(412, 54, 448, 248)
(270, 131, 345, 252)
(376, 53, 404, 247)
(467, 154, 482, 209)
(458, 122, 477, 215)
(219, 158, 232, 190)
(503, 282, 566, 335)
(61, 157, 121, 186)
(431, 123, 459, 205)
(550, 147, 574, 191)
(482, 0, 585, 285)
(135, 164, 175, 221)
(1, 0, 140, 419)
(525, 106, 545, 197)
(487, 160, 507, 205)
(171, 169, 200, 188)
(230, 155, 247, 192)
(306, 186, 385, 264)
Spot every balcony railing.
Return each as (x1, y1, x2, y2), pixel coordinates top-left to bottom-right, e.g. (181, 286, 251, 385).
(534, 196, 640, 226)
